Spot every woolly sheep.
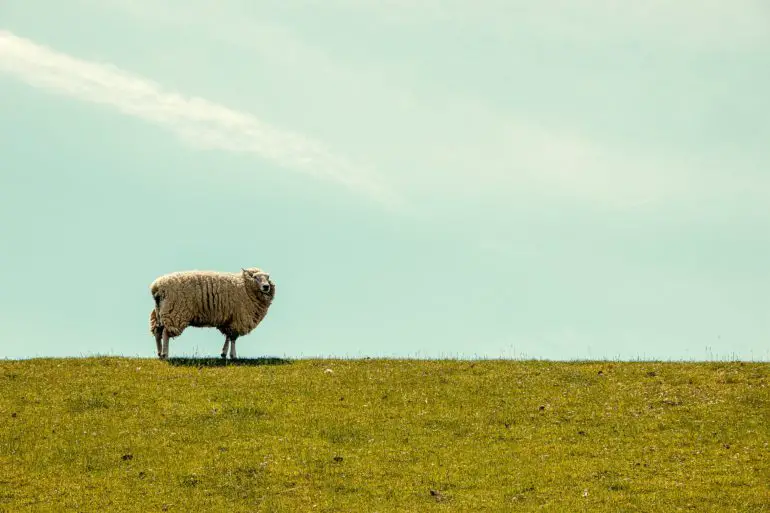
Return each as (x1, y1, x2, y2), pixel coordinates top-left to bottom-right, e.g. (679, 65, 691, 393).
(149, 267, 276, 360)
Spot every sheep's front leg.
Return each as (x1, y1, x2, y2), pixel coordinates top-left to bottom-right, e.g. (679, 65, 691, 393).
(160, 329, 170, 360)
(221, 338, 230, 359)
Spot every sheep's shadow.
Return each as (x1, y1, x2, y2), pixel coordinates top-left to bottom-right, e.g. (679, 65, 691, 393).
(167, 357, 292, 367)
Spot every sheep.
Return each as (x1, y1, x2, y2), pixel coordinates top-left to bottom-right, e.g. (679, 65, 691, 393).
(149, 267, 276, 360)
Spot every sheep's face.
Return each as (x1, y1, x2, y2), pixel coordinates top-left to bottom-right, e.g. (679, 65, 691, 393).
(242, 267, 275, 299)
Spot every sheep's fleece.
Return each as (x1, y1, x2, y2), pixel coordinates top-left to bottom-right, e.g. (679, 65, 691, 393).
(149, 267, 275, 359)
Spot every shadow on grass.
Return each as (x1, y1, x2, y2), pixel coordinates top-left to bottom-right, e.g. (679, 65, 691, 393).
(167, 357, 292, 367)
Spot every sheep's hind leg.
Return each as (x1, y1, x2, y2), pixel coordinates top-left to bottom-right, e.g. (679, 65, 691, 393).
(150, 309, 163, 358)
(221, 337, 230, 359)
(229, 335, 238, 360)
(160, 329, 170, 360)
(154, 326, 163, 358)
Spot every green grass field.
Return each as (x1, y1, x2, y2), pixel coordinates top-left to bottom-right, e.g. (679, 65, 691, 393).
(1, 357, 768, 512)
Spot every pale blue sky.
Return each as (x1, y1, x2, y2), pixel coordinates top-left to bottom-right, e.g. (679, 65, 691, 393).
(2, 1, 769, 360)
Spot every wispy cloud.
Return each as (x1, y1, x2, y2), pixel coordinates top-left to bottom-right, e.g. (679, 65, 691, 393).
(66, 1, 740, 213)
(0, 30, 398, 208)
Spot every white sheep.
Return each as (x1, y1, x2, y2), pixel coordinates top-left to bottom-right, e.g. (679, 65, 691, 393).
(149, 267, 276, 359)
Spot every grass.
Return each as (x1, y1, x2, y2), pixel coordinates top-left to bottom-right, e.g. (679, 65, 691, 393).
(1, 357, 769, 512)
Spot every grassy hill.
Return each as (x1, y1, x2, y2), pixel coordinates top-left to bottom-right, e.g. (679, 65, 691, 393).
(1, 357, 768, 512)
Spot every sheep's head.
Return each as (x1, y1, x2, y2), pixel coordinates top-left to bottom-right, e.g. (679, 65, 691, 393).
(242, 267, 275, 299)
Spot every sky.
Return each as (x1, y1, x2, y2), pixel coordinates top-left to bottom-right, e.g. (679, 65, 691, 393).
(1, 0, 769, 361)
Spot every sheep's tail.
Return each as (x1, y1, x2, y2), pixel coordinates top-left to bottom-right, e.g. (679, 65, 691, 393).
(150, 282, 164, 311)
(150, 283, 164, 335)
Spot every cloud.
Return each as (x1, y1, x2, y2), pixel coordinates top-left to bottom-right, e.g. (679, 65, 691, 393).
(0, 29, 398, 208)
(65, 2, 753, 213)
(5, 4, 764, 218)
